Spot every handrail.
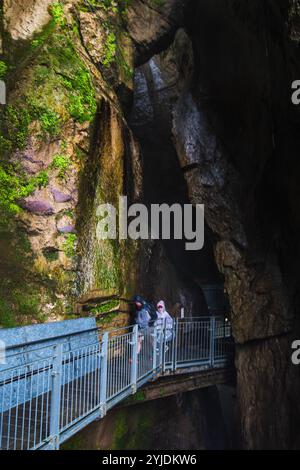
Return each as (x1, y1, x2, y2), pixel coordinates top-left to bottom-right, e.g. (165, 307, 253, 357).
(0, 317, 233, 450)
(3, 316, 229, 352)
(3, 326, 99, 352)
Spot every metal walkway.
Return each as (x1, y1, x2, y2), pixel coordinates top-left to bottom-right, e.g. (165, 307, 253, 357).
(0, 317, 232, 450)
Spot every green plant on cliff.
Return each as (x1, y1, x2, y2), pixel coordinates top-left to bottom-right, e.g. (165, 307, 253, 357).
(103, 31, 117, 67)
(40, 30, 97, 123)
(33, 170, 49, 188)
(49, 2, 66, 26)
(63, 233, 78, 258)
(0, 298, 17, 328)
(50, 154, 70, 179)
(96, 311, 119, 328)
(95, 243, 121, 290)
(0, 3, 97, 151)
(83, 0, 133, 80)
(90, 299, 119, 315)
(123, 390, 146, 405)
(102, 30, 133, 81)
(13, 291, 40, 318)
(43, 249, 59, 262)
(39, 108, 61, 136)
(0, 0, 102, 327)
(0, 100, 62, 160)
(0, 285, 47, 327)
(62, 67, 97, 123)
(1, 105, 31, 153)
(0, 60, 7, 79)
(0, 164, 49, 221)
(112, 410, 127, 449)
(0, 2, 97, 222)
(83, 0, 119, 12)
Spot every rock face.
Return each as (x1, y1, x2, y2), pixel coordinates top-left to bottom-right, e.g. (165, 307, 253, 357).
(0, 0, 140, 325)
(127, 0, 191, 65)
(3, 0, 53, 40)
(62, 388, 230, 450)
(126, 0, 300, 450)
(1, 0, 300, 451)
(170, 0, 300, 449)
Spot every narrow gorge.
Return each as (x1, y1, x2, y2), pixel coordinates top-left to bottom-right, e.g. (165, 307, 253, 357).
(0, 0, 300, 450)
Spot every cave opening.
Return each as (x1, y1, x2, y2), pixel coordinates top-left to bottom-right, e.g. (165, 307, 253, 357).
(128, 49, 229, 319)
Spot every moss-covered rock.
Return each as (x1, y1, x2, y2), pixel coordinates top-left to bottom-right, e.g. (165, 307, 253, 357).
(0, 0, 139, 328)
(0, 2, 98, 325)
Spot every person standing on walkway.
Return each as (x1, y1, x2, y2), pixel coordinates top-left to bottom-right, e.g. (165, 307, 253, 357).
(133, 295, 152, 354)
(156, 300, 173, 349)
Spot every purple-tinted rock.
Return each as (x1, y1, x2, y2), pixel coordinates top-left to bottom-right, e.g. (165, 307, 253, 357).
(71, 188, 79, 204)
(23, 156, 44, 174)
(57, 225, 76, 234)
(21, 200, 55, 215)
(51, 188, 72, 203)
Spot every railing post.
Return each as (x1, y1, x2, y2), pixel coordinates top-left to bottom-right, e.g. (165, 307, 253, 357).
(152, 325, 157, 372)
(130, 325, 138, 394)
(49, 343, 63, 450)
(172, 318, 178, 372)
(162, 318, 167, 373)
(210, 317, 216, 367)
(100, 332, 108, 418)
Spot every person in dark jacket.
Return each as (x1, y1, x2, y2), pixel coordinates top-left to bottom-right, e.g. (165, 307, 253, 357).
(133, 295, 157, 354)
(133, 295, 157, 327)
(133, 295, 150, 330)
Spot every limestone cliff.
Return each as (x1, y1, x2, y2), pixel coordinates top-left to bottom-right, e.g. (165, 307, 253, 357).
(1, 0, 300, 450)
(0, 0, 140, 327)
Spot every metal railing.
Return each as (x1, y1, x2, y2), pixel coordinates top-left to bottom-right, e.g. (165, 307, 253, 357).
(0, 317, 232, 450)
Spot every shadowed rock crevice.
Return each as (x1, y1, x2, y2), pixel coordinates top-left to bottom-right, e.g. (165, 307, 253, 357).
(127, 0, 300, 449)
(178, 0, 300, 449)
(128, 47, 224, 316)
(1, 0, 300, 451)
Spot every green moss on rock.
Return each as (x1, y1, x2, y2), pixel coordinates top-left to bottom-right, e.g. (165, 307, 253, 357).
(111, 407, 155, 450)
(0, 5, 97, 155)
(0, 163, 49, 223)
(43, 249, 60, 262)
(91, 299, 119, 314)
(0, 253, 50, 328)
(61, 434, 86, 451)
(49, 2, 66, 27)
(94, 241, 121, 291)
(63, 234, 78, 258)
(50, 154, 71, 179)
(0, 60, 7, 78)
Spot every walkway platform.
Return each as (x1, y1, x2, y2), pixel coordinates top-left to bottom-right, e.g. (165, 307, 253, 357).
(0, 316, 233, 450)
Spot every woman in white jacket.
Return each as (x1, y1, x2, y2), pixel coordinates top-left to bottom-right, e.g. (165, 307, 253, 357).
(156, 300, 173, 345)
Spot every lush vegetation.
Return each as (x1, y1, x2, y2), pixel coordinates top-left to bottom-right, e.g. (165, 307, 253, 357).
(0, 0, 139, 327)
(81, 0, 134, 80)
(63, 234, 78, 258)
(49, 2, 66, 26)
(0, 60, 7, 78)
(90, 299, 119, 315)
(50, 154, 70, 179)
(0, 164, 49, 220)
(0, 288, 46, 328)
(0, 2, 97, 223)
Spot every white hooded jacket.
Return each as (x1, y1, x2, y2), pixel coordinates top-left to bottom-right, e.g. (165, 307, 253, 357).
(155, 301, 173, 330)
